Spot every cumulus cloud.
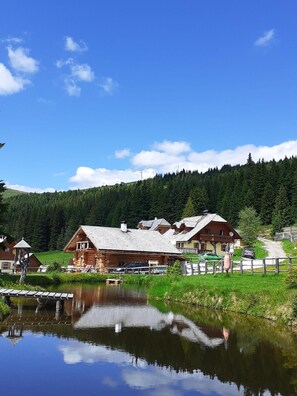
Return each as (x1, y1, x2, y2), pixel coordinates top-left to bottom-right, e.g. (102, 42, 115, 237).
(71, 63, 94, 82)
(115, 149, 131, 159)
(153, 140, 191, 155)
(69, 166, 156, 189)
(65, 36, 88, 52)
(68, 139, 297, 189)
(100, 77, 118, 95)
(57, 60, 94, 96)
(8, 46, 39, 73)
(255, 29, 275, 47)
(0, 63, 29, 95)
(64, 78, 81, 97)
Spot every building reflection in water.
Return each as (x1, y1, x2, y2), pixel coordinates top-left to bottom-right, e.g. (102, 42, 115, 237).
(0, 284, 296, 396)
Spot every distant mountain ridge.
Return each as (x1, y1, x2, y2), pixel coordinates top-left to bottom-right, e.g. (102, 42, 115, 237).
(4, 188, 28, 199)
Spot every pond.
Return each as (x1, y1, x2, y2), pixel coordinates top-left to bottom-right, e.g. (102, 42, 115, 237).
(0, 284, 296, 396)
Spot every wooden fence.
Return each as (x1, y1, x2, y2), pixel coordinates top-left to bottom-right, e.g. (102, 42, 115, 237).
(184, 257, 297, 276)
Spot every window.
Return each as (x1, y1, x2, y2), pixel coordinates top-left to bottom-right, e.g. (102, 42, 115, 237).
(2, 262, 10, 269)
(76, 241, 89, 250)
(176, 242, 184, 248)
(219, 230, 224, 236)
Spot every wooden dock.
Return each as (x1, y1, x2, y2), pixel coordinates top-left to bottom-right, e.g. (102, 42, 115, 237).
(106, 278, 121, 285)
(0, 288, 74, 300)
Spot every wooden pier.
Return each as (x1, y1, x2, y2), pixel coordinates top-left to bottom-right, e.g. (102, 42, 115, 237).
(0, 288, 74, 309)
(106, 278, 121, 285)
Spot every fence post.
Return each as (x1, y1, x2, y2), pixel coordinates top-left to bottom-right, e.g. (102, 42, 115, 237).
(231, 260, 233, 274)
(191, 262, 194, 275)
(205, 261, 208, 275)
(213, 262, 216, 275)
(275, 258, 280, 275)
(251, 260, 254, 274)
(240, 260, 243, 274)
(198, 262, 201, 275)
(263, 259, 266, 275)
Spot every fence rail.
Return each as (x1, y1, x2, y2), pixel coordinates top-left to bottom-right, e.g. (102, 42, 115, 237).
(275, 231, 297, 242)
(184, 257, 297, 276)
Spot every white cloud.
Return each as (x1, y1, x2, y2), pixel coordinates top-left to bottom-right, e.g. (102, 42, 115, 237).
(56, 58, 74, 68)
(0, 63, 29, 95)
(68, 139, 297, 189)
(115, 149, 131, 159)
(153, 140, 191, 155)
(100, 77, 118, 95)
(255, 29, 275, 47)
(56, 58, 94, 96)
(65, 36, 88, 52)
(71, 63, 94, 82)
(1, 36, 23, 44)
(64, 78, 81, 97)
(69, 166, 156, 189)
(8, 46, 39, 73)
(6, 183, 55, 193)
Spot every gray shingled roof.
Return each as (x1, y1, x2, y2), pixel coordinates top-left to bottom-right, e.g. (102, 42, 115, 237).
(138, 218, 171, 231)
(165, 213, 228, 243)
(77, 225, 181, 254)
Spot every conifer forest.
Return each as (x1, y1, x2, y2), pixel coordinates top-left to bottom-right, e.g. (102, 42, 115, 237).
(3, 155, 297, 251)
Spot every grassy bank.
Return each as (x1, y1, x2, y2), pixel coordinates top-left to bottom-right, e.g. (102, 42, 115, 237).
(1, 271, 296, 326)
(124, 272, 297, 326)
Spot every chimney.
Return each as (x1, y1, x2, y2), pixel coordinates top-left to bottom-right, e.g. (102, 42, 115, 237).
(121, 221, 128, 232)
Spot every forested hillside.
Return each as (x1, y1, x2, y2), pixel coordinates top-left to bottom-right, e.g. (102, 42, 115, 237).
(4, 155, 297, 251)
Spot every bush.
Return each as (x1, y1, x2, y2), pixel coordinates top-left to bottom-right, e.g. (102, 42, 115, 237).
(167, 261, 182, 276)
(285, 267, 297, 288)
(46, 262, 62, 272)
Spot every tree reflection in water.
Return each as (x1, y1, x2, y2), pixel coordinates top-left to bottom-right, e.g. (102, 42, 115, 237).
(0, 284, 296, 396)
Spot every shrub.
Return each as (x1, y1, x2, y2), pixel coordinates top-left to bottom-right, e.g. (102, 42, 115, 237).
(167, 261, 182, 276)
(46, 262, 62, 272)
(285, 267, 297, 288)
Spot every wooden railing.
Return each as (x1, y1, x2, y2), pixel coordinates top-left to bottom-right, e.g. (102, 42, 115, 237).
(183, 257, 297, 275)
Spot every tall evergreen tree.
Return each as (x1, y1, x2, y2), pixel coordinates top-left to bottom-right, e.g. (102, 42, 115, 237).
(182, 196, 196, 218)
(190, 186, 209, 214)
(260, 182, 274, 225)
(272, 184, 292, 234)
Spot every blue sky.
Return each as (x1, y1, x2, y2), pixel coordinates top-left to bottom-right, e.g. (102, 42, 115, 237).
(0, 0, 297, 192)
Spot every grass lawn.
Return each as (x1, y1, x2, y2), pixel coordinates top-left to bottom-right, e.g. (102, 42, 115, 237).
(35, 250, 73, 266)
(127, 272, 297, 326)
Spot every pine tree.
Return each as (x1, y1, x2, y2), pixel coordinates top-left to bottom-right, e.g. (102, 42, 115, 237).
(272, 184, 292, 234)
(182, 196, 196, 218)
(260, 182, 274, 225)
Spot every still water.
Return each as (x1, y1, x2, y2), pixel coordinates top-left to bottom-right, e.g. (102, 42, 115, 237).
(0, 284, 296, 396)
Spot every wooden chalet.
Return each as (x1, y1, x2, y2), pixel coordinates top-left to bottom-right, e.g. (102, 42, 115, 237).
(163, 213, 241, 255)
(64, 222, 182, 272)
(137, 218, 171, 234)
(0, 237, 42, 274)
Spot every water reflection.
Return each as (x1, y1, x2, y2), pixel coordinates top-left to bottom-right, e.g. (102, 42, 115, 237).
(0, 284, 296, 396)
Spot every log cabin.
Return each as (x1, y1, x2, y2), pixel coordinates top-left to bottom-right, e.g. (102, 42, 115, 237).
(64, 222, 182, 272)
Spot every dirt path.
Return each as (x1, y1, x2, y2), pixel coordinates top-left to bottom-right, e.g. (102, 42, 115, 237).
(258, 237, 286, 258)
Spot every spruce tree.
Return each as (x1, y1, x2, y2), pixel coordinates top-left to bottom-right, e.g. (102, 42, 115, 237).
(182, 196, 196, 218)
(272, 184, 292, 234)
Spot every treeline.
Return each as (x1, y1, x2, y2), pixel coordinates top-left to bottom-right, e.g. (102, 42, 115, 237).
(4, 155, 297, 251)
